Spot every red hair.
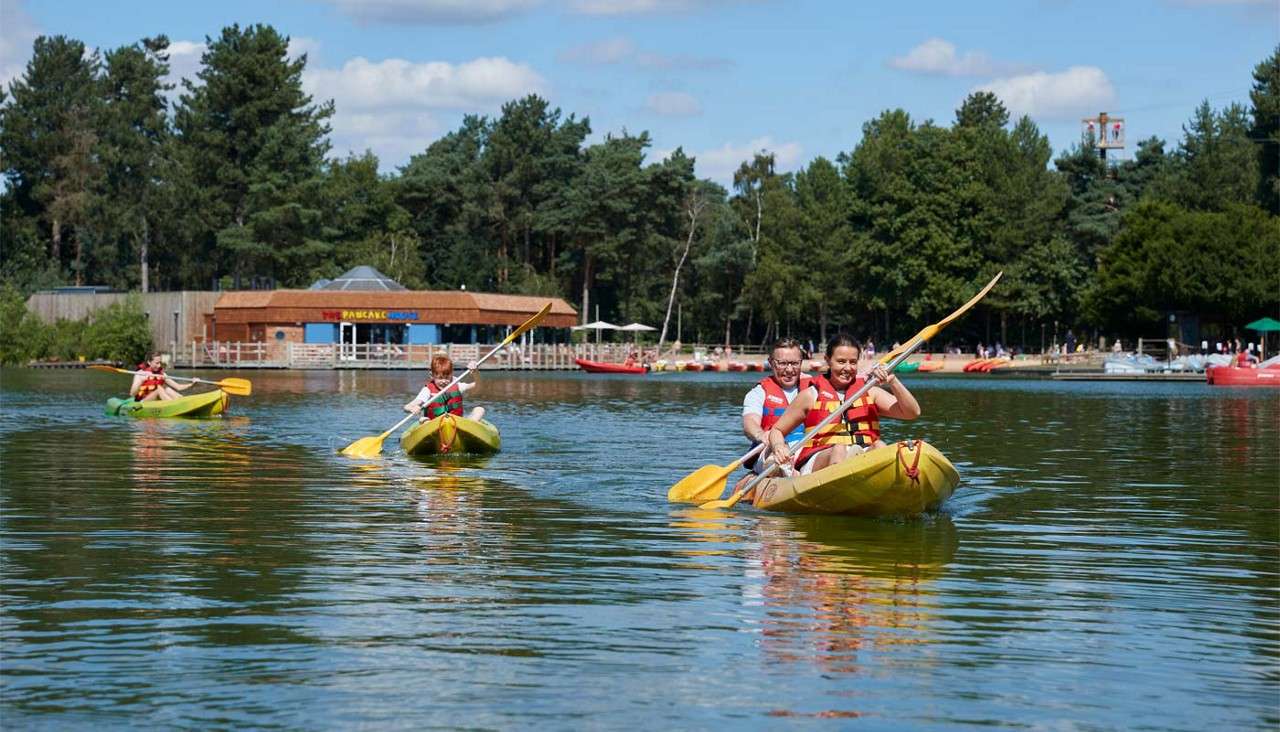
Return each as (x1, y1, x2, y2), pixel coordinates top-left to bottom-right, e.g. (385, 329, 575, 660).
(430, 355, 454, 376)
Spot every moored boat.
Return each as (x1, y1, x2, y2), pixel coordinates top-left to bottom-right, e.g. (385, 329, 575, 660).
(1206, 363, 1280, 387)
(105, 389, 228, 418)
(895, 361, 921, 373)
(680, 362, 704, 372)
(752, 440, 959, 517)
(727, 362, 748, 372)
(400, 414, 502, 455)
(575, 358, 648, 374)
(917, 361, 945, 372)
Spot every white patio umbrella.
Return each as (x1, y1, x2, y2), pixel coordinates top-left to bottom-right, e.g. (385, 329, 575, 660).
(618, 322, 657, 346)
(572, 320, 619, 344)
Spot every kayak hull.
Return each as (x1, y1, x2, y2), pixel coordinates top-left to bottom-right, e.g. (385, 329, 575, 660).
(400, 414, 501, 455)
(575, 358, 648, 374)
(105, 389, 228, 418)
(1206, 364, 1280, 387)
(753, 440, 959, 517)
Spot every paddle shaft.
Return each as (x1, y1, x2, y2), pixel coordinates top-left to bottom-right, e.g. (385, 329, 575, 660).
(94, 365, 244, 390)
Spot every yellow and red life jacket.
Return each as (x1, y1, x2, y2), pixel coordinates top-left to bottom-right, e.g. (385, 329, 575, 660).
(746, 375, 811, 469)
(794, 373, 880, 467)
(136, 363, 167, 399)
(423, 380, 464, 418)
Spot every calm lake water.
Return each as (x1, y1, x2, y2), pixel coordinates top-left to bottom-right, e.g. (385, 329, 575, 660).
(1, 367, 1277, 729)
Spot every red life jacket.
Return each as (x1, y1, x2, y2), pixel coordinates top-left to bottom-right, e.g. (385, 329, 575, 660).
(794, 373, 880, 467)
(423, 380, 464, 418)
(136, 363, 167, 398)
(746, 375, 811, 469)
(1236, 351, 1251, 367)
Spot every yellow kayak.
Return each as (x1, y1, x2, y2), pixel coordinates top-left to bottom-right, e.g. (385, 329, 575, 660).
(399, 414, 501, 456)
(752, 440, 959, 517)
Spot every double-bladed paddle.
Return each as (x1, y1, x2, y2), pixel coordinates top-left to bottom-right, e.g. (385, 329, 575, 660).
(693, 272, 1002, 511)
(88, 364, 252, 396)
(339, 302, 553, 458)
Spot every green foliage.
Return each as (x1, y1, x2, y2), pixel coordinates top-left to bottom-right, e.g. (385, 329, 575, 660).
(83, 295, 152, 364)
(1, 28, 1276, 351)
(1251, 46, 1280, 214)
(1083, 201, 1280, 330)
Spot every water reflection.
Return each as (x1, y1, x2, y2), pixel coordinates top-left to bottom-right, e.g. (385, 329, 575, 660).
(750, 517, 956, 673)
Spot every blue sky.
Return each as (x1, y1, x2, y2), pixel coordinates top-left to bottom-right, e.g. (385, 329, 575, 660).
(2, 0, 1276, 184)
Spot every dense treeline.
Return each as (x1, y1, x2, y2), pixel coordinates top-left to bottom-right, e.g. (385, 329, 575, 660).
(2, 25, 1277, 350)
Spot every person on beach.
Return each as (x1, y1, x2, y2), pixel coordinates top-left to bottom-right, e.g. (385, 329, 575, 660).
(404, 355, 485, 422)
(764, 333, 921, 477)
(130, 352, 193, 402)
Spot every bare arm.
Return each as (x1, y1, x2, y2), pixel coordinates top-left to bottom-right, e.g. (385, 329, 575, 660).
(742, 413, 764, 443)
(129, 374, 145, 398)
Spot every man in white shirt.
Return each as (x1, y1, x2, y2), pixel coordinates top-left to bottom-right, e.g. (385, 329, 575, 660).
(739, 338, 809, 476)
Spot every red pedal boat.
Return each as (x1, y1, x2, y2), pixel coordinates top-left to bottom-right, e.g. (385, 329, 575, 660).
(1206, 363, 1280, 387)
(575, 358, 648, 374)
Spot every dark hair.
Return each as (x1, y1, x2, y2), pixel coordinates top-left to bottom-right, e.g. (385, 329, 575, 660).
(770, 337, 802, 354)
(825, 333, 862, 360)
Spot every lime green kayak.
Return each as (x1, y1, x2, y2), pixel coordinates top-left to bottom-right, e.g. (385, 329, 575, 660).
(105, 389, 228, 418)
(752, 440, 959, 517)
(400, 414, 501, 456)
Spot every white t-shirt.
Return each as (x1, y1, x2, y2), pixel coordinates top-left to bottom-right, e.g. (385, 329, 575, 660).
(413, 381, 475, 406)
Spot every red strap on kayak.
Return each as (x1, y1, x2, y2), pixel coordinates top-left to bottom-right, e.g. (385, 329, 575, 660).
(897, 440, 923, 484)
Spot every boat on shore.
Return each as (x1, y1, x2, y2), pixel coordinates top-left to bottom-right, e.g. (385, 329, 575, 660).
(575, 358, 648, 374)
(400, 414, 501, 455)
(751, 440, 959, 517)
(105, 389, 228, 418)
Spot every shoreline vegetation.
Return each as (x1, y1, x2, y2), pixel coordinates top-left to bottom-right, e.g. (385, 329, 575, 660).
(1, 27, 1277, 364)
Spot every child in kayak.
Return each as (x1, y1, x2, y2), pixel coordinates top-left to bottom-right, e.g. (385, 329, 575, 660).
(130, 352, 193, 402)
(404, 355, 485, 422)
(765, 333, 920, 476)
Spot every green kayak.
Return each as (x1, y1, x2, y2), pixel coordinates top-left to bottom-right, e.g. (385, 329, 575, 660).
(105, 389, 228, 418)
(400, 414, 501, 456)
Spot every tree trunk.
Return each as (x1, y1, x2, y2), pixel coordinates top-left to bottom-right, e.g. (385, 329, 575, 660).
(580, 252, 592, 326)
(1000, 311, 1007, 349)
(819, 302, 828, 344)
(51, 218, 62, 262)
(658, 236, 693, 350)
(140, 218, 150, 294)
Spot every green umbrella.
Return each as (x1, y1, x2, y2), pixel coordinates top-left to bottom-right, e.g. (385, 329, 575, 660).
(1245, 317, 1280, 358)
(1244, 317, 1280, 332)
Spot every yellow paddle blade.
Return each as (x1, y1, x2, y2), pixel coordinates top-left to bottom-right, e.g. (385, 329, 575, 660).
(215, 378, 252, 396)
(340, 433, 389, 458)
(667, 462, 737, 503)
(698, 488, 749, 511)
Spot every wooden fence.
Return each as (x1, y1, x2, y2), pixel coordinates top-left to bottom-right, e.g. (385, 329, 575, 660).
(175, 342, 672, 369)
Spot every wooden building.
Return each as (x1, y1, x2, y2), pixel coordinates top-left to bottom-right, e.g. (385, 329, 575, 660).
(205, 267, 577, 347)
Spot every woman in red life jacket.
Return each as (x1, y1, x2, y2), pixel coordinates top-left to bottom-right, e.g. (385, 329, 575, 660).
(403, 355, 485, 423)
(764, 333, 920, 477)
(130, 352, 192, 402)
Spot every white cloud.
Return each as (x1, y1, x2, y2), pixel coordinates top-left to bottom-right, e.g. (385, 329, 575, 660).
(645, 91, 702, 117)
(975, 66, 1116, 120)
(317, 0, 539, 25)
(558, 37, 636, 65)
(0, 0, 40, 89)
(558, 35, 731, 71)
(304, 56, 548, 166)
(888, 38, 998, 77)
(306, 56, 547, 111)
(659, 136, 802, 184)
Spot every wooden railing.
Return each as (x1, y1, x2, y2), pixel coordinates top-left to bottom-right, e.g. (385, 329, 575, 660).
(176, 341, 684, 369)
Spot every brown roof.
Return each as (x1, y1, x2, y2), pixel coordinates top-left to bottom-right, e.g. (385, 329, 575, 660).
(212, 290, 578, 327)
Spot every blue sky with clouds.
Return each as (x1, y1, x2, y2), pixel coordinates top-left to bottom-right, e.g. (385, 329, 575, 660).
(2, 0, 1276, 184)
